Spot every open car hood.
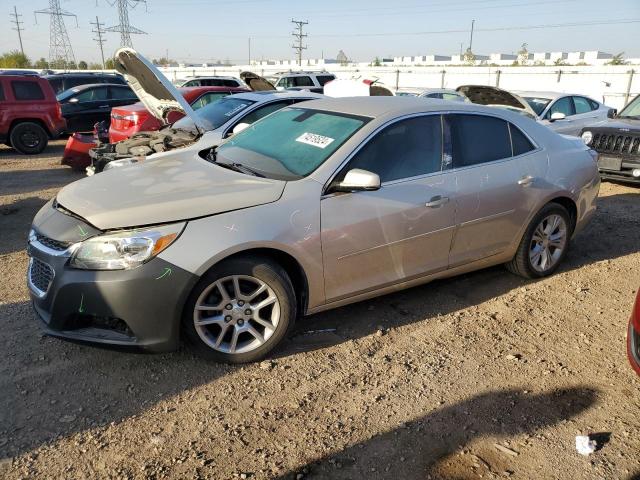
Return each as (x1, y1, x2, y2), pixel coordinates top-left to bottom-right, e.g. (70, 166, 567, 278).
(114, 48, 206, 132)
(324, 78, 394, 97)
(456, 85, 537, 118)
(240, 71, 276, 91)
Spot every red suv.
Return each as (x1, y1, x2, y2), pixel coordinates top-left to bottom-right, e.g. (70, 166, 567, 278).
(0, 74, 66, 154)
(108, 86, 248, 142)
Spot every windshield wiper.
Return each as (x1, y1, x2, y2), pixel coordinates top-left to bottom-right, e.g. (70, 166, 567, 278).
(215, 160, 265, 177)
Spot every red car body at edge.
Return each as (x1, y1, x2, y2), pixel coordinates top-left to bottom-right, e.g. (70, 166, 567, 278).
(628, 289, 640, 375)
(62, 86, 248, 169)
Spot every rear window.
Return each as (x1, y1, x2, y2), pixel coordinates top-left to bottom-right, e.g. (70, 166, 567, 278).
(11, 81, 45, 100)
(447, 114, 511, 167)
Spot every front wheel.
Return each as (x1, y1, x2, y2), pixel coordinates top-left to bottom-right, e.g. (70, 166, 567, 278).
(182, 256, 296, 363)
(506, 203, 572, 279)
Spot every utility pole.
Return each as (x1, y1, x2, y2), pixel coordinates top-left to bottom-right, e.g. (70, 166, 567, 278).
(469, 19, 475, 52)
(248, 37, 251, 66)
(10, 6, 25, 56)
(105, 0, 147, 48)
(35, 0, 78, 69)
(291, 19, 308, 68)
(90, 16, 106, 69)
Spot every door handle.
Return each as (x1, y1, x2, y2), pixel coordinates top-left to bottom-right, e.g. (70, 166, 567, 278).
(98, 105, 110, 108)
(518, 175, 534, 186)
(425, 195, 449, 208)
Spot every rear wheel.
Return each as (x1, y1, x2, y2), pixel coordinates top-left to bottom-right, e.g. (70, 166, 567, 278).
(10, 122, 49, 155)
(183, 256, 296, 363)
(506, 203, 571, 279)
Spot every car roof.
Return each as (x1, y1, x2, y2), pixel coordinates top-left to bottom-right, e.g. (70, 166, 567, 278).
(229, 90, 326, 101)
(297, 96, 504, 118)
(179, 86, 248, 93)
(66, 83, 130, 91)
(183, 76, 239, 80)
(44, 72, 122, 77)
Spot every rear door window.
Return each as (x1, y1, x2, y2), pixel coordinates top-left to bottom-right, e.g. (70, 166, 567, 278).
(294, 76, 314, 87)
(110, 86, 138, 100)
(74, 86, 108, 102)
(348, 115, 443, 183)
(446, 114, 511, 167)
(509, 123, 536, 156)
(11, 81, 45, 100)
(573, 96, 596, 114)
(316, 75, 335, 86)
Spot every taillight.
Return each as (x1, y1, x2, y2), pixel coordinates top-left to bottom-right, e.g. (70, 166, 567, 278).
(56, 102, 62, 119)
(112, 113, 139, 129)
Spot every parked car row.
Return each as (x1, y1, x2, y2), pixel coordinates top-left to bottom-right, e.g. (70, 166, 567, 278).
(24, 48, 603, 364)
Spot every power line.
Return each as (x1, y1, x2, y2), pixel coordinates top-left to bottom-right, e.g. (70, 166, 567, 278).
(91, 16, 107, 68)
(34, 0, 78, 69)
(291, 19, 308, 67)
(10, 6, 25, 56)
(105, 0, 147, 48)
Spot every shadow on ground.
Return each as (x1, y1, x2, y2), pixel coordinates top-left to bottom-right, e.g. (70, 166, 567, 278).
(272, 386, 598, 479)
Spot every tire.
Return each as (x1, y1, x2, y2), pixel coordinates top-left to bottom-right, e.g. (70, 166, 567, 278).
(506, 202, 572, 279)
(182, 256, 296, 363)
(9, 122, 49, 155)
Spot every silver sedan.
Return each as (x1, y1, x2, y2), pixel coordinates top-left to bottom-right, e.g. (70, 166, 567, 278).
(28, 95, 600, 363)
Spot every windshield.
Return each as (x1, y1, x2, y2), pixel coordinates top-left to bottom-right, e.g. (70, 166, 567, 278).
(619, 95, 640, 118)
(173, 96, 256, 132)
(215, 108, 369, 180)
(524, 97, 551, 116)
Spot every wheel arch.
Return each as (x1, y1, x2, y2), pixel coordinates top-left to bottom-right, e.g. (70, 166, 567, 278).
(547, 195, 578, 234)
(198, 247, 310, 317)
(9, 118, 52, 138)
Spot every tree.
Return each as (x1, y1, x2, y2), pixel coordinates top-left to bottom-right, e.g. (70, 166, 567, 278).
(372, 57, 382, 67)
(152, 57, 174, 66)
(104, 57, 115, 70)
(463, 48, 476, 65)
(553, 58, 567, 66)
(88, 62, 103, 70)
(517, 43, 529, 66)
(78, 60, 88, 70)
(34, 57, 49, 69)
(0, 50, 31, 69)
(607, 52, 627, 65)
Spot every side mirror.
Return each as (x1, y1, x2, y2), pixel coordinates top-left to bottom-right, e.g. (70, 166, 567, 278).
(232, 122, 250, 135)
(607, 109, 617, 119)
(332, 168, 381, 193)
(549, 112, 566, 122)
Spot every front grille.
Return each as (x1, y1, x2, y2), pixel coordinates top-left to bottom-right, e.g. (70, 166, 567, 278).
(35, 232, 69, 252)
(592, 133, 640, 155)
(29, 258, 54, 295)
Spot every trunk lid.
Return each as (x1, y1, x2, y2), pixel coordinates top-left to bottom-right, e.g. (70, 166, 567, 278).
(114, 48, 206, 132)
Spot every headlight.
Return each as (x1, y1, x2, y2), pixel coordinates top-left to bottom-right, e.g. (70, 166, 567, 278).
(581, 131, 593, 145)
(103, 157, 141, 171)
(69, 222, 185, 270)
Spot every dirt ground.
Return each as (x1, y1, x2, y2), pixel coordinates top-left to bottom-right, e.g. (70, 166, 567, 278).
(0, 140, 639, 480)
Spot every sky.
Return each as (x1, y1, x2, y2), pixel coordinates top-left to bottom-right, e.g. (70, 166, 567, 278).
(1, 0, 639, 64)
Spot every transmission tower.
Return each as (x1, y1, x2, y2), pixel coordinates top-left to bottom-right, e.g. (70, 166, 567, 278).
(91, 16, 107, 69)
(105, 0, 147, 48)
(34, 0, 78, 69)
(291, 19, 308, 68)
(10, 6, 25, 56)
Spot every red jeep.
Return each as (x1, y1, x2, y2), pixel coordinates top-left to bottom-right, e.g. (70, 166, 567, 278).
(0, 74, 66, 154)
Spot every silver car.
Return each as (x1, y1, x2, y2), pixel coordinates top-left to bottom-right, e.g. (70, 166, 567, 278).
(516, 91, 613, 136)
(27, 52, 600, 363)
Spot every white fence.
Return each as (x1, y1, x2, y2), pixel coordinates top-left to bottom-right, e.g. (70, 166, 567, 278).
(159, 64, 639, 111)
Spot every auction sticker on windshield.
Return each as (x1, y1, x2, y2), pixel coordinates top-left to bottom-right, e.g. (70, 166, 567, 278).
(295, 132, 335, 149)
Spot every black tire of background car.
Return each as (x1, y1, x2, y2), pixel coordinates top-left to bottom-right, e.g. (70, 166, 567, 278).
(9, 122, 49, 155)
(505, 202, 572, 279)
(182, 255, 296, 363)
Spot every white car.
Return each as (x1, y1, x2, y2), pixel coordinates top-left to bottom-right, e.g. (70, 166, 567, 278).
(265, 71, 336, 93)
(516, 91, 614, 136)
(396, 88, 467, 102)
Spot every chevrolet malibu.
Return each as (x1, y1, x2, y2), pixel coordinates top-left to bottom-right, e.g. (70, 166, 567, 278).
(27, 96, 600, 363)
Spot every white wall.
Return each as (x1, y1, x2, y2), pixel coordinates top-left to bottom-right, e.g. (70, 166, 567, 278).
(158, 64, 639, 110)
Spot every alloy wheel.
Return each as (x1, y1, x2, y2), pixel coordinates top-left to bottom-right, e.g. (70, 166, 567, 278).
(193, 275, 280, 354)
(528, 214, 568, 273)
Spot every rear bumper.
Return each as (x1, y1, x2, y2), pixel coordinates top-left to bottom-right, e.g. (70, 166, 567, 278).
(28, 232, 198, 352)
(61, 133, 95, 169)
